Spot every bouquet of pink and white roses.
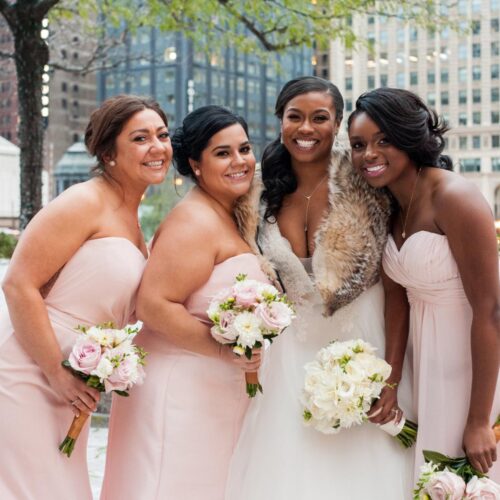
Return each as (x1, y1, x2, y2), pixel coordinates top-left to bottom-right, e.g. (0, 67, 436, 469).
(414, 450, 500, 499)
(59, 322, 146, 457)
(301, 339, 417, 447)
(207, 273, 294, 397)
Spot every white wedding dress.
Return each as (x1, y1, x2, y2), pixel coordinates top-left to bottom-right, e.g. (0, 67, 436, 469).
(225, 252, 415, 500)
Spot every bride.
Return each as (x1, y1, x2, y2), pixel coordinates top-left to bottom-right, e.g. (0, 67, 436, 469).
(226, 76, 415, 499)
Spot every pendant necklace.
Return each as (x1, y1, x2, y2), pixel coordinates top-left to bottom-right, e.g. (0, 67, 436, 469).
(399, 168, 422, 239)
(301, 174, 328, 252)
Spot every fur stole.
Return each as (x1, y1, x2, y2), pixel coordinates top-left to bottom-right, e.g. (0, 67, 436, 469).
(234, 145, 392, 316)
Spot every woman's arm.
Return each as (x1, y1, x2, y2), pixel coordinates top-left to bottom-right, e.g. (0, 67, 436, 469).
(2, 183, 102, 415)
(136, 205, 261, 370)
(368, 268, 410, 425)
(435, 178, 499, 473)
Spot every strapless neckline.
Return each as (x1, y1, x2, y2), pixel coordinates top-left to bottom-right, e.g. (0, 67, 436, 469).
(214, 252, 255, 267)
(388, 231, 447, 254)
(85, 236, 147, 259)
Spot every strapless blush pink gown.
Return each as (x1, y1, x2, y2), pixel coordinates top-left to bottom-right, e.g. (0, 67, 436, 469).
(101, 253, 269, 500)
(383, 231, 500, 483)
(0, 238, 146, 500)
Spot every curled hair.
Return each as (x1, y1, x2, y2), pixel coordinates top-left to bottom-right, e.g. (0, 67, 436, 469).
(171, 105, 249, 182)
(84, 95, 168, 178)
(347, 88, 452, 171)
(261, 76, 344, 221)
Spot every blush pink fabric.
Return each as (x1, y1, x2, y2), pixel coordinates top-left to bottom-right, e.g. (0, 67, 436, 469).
(383, 231, 500, 483)
(0, 238, 146, 500)
(101, 253, 269, 500)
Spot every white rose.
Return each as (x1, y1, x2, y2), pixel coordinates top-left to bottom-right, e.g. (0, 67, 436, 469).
(423, 470, 466, 500)
(91, 356, 114, 381)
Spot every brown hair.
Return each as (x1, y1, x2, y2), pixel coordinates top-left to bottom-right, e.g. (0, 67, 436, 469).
(84, 95, 168, 177)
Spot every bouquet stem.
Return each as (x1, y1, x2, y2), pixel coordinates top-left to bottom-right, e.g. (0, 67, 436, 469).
(245, 371, 262, 398)
(379, 417, 418, 448)
(59, 412, 90, 457)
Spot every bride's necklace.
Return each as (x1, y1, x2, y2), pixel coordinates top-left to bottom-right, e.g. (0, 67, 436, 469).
(300, 173, 328, 242)
(399, 168, 422, 239)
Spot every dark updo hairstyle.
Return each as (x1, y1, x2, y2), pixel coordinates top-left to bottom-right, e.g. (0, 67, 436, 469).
(261, 76, 344, 221)
(347, 88, 452, 171)
(171, 105, 249, 182)
(84, 94, 168, 178)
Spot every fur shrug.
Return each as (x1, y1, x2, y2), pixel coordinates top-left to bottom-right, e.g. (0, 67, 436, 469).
(234, 145, 392, 316)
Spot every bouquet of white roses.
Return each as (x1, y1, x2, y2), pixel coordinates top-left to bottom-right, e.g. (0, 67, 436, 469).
(301, 338, 417, 447)
(414, 451, 500, 499)
(207, 273, 294, 397)
(59, 322, 146, 457)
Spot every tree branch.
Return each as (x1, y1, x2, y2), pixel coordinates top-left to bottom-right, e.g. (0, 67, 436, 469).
(0, 49, 14, 59)
(33, 0, 62, 19)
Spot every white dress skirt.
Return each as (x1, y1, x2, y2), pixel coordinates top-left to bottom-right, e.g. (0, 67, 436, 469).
(225, 280, 415, 500)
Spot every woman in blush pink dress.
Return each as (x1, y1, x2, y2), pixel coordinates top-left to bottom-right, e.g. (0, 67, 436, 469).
(348, 88, 500, 485)
(101, 106, 271, 500)
(0, 95, 171, 500)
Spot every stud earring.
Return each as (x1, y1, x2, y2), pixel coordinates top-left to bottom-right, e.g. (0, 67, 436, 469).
(194, 169, 201, 176)
(109, 160, 116, 167)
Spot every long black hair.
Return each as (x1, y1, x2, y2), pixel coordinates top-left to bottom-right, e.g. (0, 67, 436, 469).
(171, 105, 248, 181)
(261, 76, 344, 221)
(347, 88, 452, 171)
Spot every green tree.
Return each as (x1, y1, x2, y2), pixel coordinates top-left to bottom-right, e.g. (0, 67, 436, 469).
(0, 0, 458, 229)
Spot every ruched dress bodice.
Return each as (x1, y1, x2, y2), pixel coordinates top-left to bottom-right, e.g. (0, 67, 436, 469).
(0, 237, 146, 500)
(383, 231, 500, 482)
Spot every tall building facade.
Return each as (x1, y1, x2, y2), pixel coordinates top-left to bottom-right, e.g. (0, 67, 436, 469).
(321, 0, 500, 214)
(0, 15, 97, 198)
(0, 17, 18, 145)
(98, 29, 312, 159)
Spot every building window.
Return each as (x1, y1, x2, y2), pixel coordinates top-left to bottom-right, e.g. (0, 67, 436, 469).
(458, 43, 468, 59)
(492, 18, 499, 32)
(441, 91, 449, 106)
(472, 19, 481, 33)
(321, 68, 328, 79)
(441, 69, 449, 83)
(472, 66, 481, 81)
(62, 98, 67, 109)
(473, 89, 481, 103)
(473, 111, 481, 124)
(459, 158, 481, 172)
(459, 136, 468, 149)
(427, 71, 435, 84)
(380, 74, 388, 87)
(458, 67, 467, 82)
(472, 136, 481, 149)
(72, 84, 79, 93)
(345, 99, 352, 112)
(492, 88, 500, 102)
(459, 89, 467, 104)
(410, 72, 418, 85)
(493, 0, 499, 11)
(493, 158, 500, 172)
(459, 112, 467, 126)
(345, 77, 352, 91)
(368, 75, 375, 89)
(396, 73, 405, 87)
(493, 64, 500, 80)
(492, 111, 500, 124)
(493, 135, 500, 148)
(472, 43, 481, 58)
(73, 133, 79, 143)
(493, 42, 500, 56)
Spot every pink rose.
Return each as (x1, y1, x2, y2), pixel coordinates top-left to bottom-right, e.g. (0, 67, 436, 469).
(255, 301, 293, 331)
(465, 476, 500, 499)
(104, 355, 143, 392)
(424, 470, 466, 500)
(232, 280, 261, 307)
(68, 339, 102, 374)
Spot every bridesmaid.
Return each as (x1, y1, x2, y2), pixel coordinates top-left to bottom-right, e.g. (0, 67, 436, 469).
(101, 105, 270, 500)
(348, 87, 500, 480)
(0, 95, 171, 499)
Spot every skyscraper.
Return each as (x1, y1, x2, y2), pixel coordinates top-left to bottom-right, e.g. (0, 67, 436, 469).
(98, 29, 312, 159)
(320, 0, 500, 214)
